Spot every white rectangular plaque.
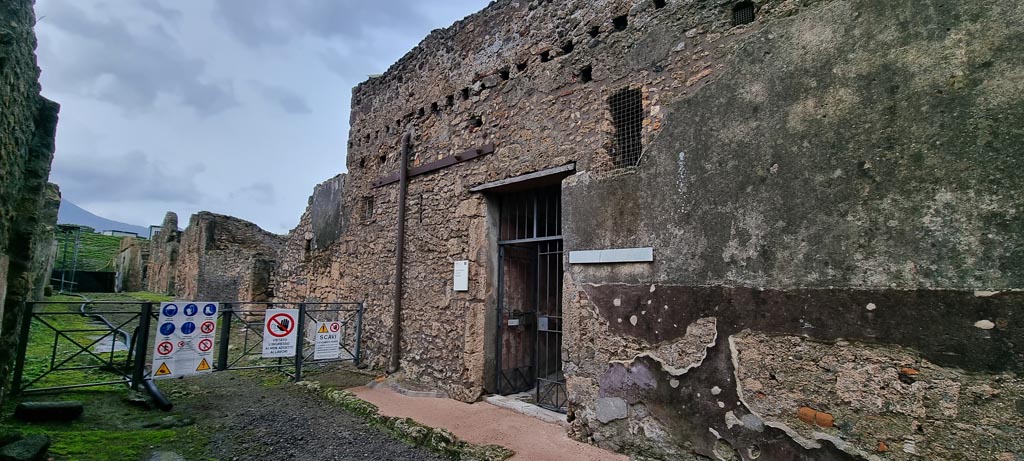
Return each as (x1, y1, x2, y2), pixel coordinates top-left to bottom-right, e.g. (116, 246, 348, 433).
(453, 260, 469, 291)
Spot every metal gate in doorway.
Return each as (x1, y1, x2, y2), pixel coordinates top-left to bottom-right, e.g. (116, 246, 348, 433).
(495, 185, 566, 412)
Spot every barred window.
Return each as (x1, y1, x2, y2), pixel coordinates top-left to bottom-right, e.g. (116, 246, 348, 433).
(608, 87, 643, 168)
(733, 1, 755, 25)
(362, 196, 374, 223)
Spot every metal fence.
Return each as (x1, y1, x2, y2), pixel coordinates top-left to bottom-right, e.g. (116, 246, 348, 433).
(11, 299, 363, 395)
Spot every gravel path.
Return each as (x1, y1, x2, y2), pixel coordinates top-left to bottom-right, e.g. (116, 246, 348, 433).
(160, 371, 444, 461)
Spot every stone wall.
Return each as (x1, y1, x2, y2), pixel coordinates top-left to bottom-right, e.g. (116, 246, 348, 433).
(29, 183, 60, 300)
(0, 0, 60, 402)
(175, 211, 285, 302)
(145, 212, 181, 295)
(275, 0, 1023, 459)
(114, 236, 148, 293)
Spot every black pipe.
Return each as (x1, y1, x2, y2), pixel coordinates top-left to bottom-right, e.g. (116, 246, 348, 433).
(388, 130, 412, 374)
(142, 379, 173, 411)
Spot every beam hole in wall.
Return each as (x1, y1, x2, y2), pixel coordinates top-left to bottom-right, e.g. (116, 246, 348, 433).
(461, 88, 471, 100)
(431, 102, 439, 113)
(499, 67, 510, 80)
(446, 94, 455, 106)
(588, 25, 600, 38)
(516, 61, 528, 72)
(469, 116, 483, 129)
(417, 107, 425, 117)
(613, 15, 628, 31)
(733, 1, 755, 25)
(580, 65, 593, 83)
(608, 87, 644, 168)
(654, 0, 666, 9)
(379, 154, 387, 165)
(540, 50, 551, 62)
(561, 40, 574, 55)
(359, 157, 366, 168)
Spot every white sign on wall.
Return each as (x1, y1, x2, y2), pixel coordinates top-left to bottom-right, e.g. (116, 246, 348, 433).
(453, 260, 469, 292)
(262, 308, 299, 358)
(313, 321, 341, 360)
(151, 302, 218, 379)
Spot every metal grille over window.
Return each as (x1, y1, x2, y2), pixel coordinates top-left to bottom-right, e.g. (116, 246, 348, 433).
(362, 196, 374, 223)
(608, 87, 643, 169)
(733, 1, 755, 25)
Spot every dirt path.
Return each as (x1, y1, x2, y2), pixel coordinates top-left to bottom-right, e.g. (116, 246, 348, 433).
(159, 371, 443, 461)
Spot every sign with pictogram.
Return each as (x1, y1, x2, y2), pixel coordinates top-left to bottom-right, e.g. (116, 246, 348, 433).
(151, 301, 218, 379)
(262, 309, 299, 358)
(313, 321, 341, 360)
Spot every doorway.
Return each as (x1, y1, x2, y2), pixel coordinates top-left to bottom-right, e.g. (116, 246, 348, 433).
(494, 184, 566, 412)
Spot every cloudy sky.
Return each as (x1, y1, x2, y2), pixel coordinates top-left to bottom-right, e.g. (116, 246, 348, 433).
(35, 0, 488, 234)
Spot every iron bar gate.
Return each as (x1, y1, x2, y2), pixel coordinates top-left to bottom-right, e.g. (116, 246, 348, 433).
(495, 184, 567, 412)
(11, 299, 363, 395)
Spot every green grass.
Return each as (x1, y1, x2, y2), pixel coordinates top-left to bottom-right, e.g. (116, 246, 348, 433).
(53, 232, 140, 272)
(5, 292, 213, 460)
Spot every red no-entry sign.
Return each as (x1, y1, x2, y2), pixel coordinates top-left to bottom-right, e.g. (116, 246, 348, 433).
(266, 312, 295, 338)
(157, 341, 173, 355)
(200, 321, 216, 334)
(197, 338, 213, 352)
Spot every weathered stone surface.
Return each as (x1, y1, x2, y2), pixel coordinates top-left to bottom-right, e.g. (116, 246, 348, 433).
(595, 397, 628, 423)
(114, 235, 148, 293)
(0, 0, 60, 404)
(0, 435, 50, 461)
(14, 401, 84, 422)
(29, 184, 59, 300)
(145, 212, 181, 295)
(270, 0, 1023, 458)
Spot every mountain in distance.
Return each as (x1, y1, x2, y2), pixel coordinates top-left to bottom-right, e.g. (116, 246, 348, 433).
(57, 200, 150, 237)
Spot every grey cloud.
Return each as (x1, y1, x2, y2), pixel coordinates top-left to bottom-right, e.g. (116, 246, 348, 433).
(229, 182, 276, 204)
(50, 150, 207, 205)
(36, 0, 236, 114)
(213, 0, 430, 47)
(139, 1, 183, 22)
(254, 82, 312, 114)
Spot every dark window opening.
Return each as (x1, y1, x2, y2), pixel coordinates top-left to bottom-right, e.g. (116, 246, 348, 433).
(395, 118, 402, 128)
(733, 1, 755, 25)
(580, 65, 593, 83)
(461, 88, 471, 100)
(588, 26, 600, 38)
(608, 87, 644, 168)
(379, 154, 387, 165)
(362, 196, 374, 222)
(359, 157, 366, 168)
(417, 107, 425, 117)
(499, 67, 510, 80)
(654, 0, 666, 9)
(516, 61, 528, 72)
(561, 41, 574, 55)
(304, 238, 313, 254)
(613, 15, 628, 31)
(431, 102, 439, 113)
(540, 50, 551, 62)
(446, 94, 455, 106)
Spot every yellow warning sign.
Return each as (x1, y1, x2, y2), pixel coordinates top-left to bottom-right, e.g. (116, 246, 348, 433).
(318, 324, 328, 333)
(196, 358, 211, 371)
(155, 362, 171, 376)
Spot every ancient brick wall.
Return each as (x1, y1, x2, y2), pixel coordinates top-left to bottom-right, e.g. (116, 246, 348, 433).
(145, 212, 181, 295)
(275, 0, 1024, 459)
(175, 212, 285, 302)
(29, 183, 60, 300)
(114, 236, 148, 293)
(0, 0, 60, 402)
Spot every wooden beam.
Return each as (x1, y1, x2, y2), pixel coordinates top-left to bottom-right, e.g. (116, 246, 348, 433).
(372, 143, 495, 188)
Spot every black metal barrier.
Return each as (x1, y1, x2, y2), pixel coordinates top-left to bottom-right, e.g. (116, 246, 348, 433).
(11, 300, 363, 395)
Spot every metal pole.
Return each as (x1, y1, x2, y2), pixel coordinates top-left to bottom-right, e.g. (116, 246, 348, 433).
(388, 130, 412, 374)
(11, 301, 35, 395)
(69, 227, 81, 293)
(131, 302, 153, 390)
(58, 229, 69, 292)
(216, 303, 232, 371)
(294, 302, 306, 381)
(353, 302, 364, 365)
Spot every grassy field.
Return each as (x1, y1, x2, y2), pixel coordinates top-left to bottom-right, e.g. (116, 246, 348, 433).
(3, 292, 210, 461)
(53, 231, 142, 272)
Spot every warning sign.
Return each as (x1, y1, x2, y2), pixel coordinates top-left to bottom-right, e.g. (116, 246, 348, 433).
(151, 302, 218, 379)
(314, 321, 341, 360)
(262, 309, 299, 358)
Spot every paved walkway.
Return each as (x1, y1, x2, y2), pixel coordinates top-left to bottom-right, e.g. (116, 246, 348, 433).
(350, 387, 627, 461)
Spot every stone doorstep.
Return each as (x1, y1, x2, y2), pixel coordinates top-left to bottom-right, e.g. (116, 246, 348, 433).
(365, 378, 448, 399)
(483, 394, 568, 427)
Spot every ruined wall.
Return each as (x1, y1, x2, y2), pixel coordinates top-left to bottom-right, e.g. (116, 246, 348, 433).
(277, 0, 1023, 459)
(114, 236, 148, 293)
(29, 183, 60, 300)
(0, 0, 60, 401)
(145, 212, 181, 295)
(175, 211, 285, 302)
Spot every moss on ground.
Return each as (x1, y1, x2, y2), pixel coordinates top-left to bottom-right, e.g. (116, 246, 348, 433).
(296, 381, 514, 461)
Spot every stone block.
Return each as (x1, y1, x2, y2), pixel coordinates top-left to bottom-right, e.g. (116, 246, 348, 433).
(595, 397, 628, 423)
(14, 401, 83, 422)
(0, 434, 50, 461)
